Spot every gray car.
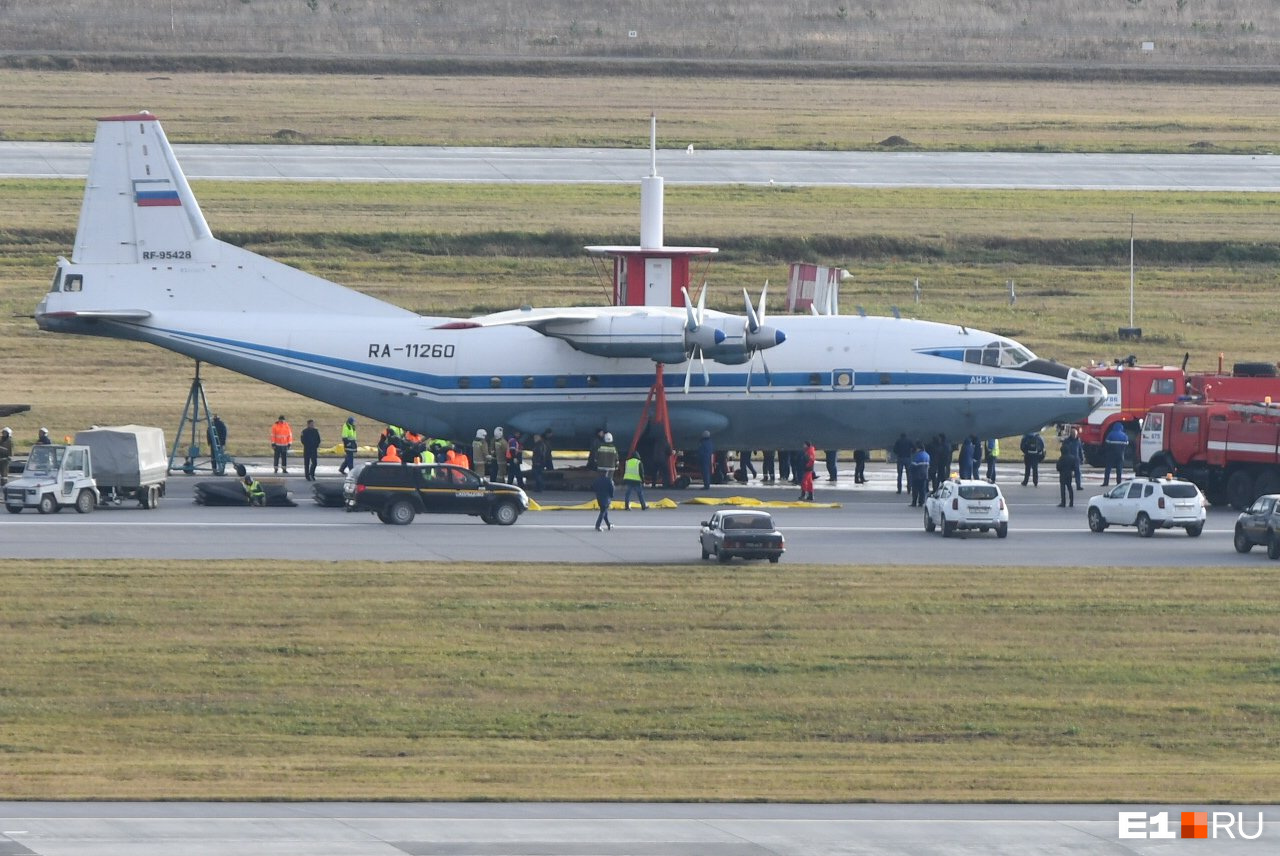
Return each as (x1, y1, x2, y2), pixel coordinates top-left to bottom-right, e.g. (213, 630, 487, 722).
(699, 509, 785, 564)
(1234, 493, 1280, 558)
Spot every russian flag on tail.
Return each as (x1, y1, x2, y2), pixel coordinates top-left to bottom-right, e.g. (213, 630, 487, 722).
(133, 178, 181, 207)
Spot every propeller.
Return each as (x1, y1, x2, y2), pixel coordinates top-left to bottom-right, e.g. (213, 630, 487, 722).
(742, 281, 786, 392)
(681, 283, 722, 393)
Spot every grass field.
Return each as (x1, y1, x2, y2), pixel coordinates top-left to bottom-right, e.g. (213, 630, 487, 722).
(2, 560, 1276, 802)
(4, 70, 1280, 153)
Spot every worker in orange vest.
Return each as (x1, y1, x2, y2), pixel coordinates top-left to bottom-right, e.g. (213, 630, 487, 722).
(380, 443, 401, 463)
(270, 415, 293, 474)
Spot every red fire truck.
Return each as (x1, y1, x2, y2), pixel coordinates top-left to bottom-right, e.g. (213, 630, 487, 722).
(1138, 399, 1280, 509)
(1075, 356, 1280, 467)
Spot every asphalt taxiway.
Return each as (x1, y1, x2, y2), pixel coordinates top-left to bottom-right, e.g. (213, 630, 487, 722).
(4, 141, 1280, 189)
(0, 801, 1274, 855)
(0, 462, 1253, 566)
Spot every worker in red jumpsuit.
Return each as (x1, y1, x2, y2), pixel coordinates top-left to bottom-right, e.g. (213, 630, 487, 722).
(799, 440, 816, 501)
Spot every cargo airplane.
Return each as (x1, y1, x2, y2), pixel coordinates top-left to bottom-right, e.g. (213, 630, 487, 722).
(37, 113, 1105, 451)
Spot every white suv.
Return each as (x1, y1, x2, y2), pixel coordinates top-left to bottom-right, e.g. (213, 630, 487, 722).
(924, 479, 1009, 538)
(1086, 477, 1206, 538)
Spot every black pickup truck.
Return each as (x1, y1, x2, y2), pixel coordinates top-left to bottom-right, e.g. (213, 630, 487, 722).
(345, 462, 528, 525)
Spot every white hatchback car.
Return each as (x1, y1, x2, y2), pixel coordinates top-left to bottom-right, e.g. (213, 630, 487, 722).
(924, 479, 1009, 538)
(1086, 477, 1206, 537)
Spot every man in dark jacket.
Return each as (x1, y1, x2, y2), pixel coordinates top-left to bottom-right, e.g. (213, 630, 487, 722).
(1020, 431, 1045, 486)
(1056, 443, 1078, 508)
(300, 419, 322, 481)
(892, 432, 912, 493)
(592, 471, 614, 531)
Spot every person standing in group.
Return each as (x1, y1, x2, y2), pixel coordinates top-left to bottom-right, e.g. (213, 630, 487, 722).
(909, 442, 931, 508)
(592, 469, 614, 531)
(507, 430, 525, 487)
(853, 448, 868, 484)
(1103, 421, 1128, 487)
(1020, 430, 1045, 487)
(958, 434, 974, 480)
(1056, 441, 1078, 507)
(586, 428, 605, 471)
(529, 432, 548, 492)
(299, 419, 322, 481)
(824, 449, 838, 483)
(36, 427, 51, 445)
(270, 415, 292, 474)
(967, 434, 983, 481)
(492, 427, 508, 483)
(738, 449, 757, 481)
(622, 450, 648, 511)
(339, 417, 358, 475)
(761, 449, 776, 484)
(471, 428, 490, 477)
(0, 426, 11, 486)
(985, 437, 999, 483)
(892, 432, 912, 494)
(542, 428, 555, 471)
(595, 432, 619, 473)
(1068, 426, 1084, 490)
(698, 430, 715, 490)
(799, 441, 816, 501)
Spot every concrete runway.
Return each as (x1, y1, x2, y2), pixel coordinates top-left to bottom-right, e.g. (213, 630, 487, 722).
(4, 141, 1280, 189)
(0, 461, 1255, 565)
(0, 801, 1274, 855)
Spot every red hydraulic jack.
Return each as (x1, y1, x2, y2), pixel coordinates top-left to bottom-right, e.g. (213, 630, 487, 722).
(626, 363, 679, 487)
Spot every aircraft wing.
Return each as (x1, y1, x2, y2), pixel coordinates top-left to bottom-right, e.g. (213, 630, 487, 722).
(36, 309, 152, 321)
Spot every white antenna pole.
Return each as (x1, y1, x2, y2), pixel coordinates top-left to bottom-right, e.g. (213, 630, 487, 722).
(1129, 214, 1135, 328)
(649, 112, 657, 177)
(640, 113, 664, 249)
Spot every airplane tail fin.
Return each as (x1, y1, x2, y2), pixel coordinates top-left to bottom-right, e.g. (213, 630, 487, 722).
(73, 112, 214, 265)
(54, 112, 415, 320)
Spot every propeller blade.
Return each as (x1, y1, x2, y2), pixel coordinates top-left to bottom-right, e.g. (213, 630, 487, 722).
(683, 350, 694, 394)
(742, 288, 761, 334)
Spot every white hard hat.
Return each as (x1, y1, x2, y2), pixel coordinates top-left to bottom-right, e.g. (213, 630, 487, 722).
(494, 427, 504, 438)
(476, 428, 486, 438)
(603, 432, 612, 443)
(39, 426, 48, 433)
(1, 426, 10, 435)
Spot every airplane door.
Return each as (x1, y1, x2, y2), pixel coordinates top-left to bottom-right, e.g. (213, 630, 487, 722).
(644, 258, 671, 307)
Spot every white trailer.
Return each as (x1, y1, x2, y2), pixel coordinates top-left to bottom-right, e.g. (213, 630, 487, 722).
(74, 425, 168, 508)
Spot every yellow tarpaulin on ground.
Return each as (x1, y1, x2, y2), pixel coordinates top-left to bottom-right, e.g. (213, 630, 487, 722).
(528, 496, 838, 511)
(683, 496, 841, 508)
(527, 497, 681, 511)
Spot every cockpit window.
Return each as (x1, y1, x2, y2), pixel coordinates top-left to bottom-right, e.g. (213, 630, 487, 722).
(964, 341, 1034, 368)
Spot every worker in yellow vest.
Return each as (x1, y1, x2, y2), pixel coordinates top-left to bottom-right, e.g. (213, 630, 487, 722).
(622, 450, 647, 511)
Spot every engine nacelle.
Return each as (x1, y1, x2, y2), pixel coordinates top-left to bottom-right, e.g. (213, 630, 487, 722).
(543, 314, 724, 363)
